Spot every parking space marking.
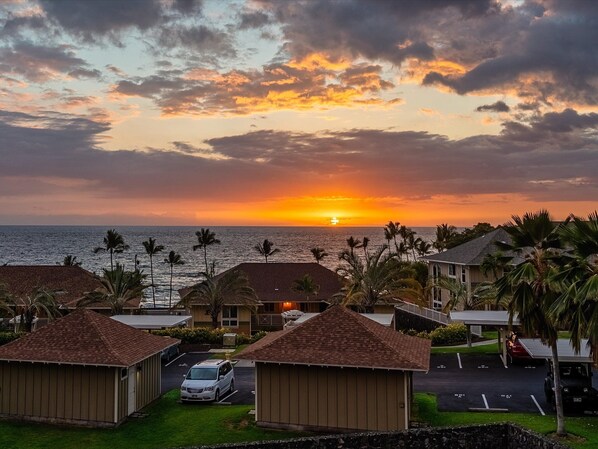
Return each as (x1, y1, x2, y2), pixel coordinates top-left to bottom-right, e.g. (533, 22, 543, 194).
(482, 394, 489, 409)
(219, 389, 238, 404)
(165, 353, 186, 367)
(531, 395, 545, 416)
(457, 353, 462, 369)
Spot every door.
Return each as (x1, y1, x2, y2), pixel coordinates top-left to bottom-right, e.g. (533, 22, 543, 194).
(127, 368, 136, 415)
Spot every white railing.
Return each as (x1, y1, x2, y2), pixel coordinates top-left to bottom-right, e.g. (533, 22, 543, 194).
(395, 300, 449, 325)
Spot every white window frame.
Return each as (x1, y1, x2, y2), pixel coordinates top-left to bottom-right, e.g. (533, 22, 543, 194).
(221, 306, 239, 328)
(448, 264, 456, 278)
(461, 266, 466, 283)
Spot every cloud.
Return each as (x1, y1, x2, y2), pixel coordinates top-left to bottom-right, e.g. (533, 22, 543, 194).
(476, 101, 510, 113)
(0, 41, 100, 82)
(1, 107, 596, 209)
(112, 56, 395, 115)
(238, 10, 272, 30)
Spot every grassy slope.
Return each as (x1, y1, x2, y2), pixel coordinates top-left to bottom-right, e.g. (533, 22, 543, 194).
(0, 391, 300, 449)
(414, 393, 598, 449)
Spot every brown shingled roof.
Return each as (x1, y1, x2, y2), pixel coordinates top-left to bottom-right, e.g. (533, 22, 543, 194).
(236, 305, 430, 371)
(0, 309, 179, 367)
(180, 263, 343, 303)
(0, 265, 140, 309)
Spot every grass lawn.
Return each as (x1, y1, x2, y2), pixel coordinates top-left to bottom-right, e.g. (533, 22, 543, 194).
(414, 393, 598, 449)
(0, 390, 302, 449)
(210, 344, 249, 359)
(431, 342, 499, 354)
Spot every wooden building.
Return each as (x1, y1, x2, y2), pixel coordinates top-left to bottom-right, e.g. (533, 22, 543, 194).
(181, 263, 343, 333)
(236, 305, 430, 432)
(0, 309, 178, 427)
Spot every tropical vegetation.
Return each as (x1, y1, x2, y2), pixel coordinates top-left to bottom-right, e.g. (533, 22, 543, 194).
(193, 228, 221, 273)
(142, 237, 164, 308)
(163, 250, 185, 308)
(254, 239, 280, 263)
(0, 285, 61, 332)
(93, 229, 129, 271)
(291, 274, 320, 300)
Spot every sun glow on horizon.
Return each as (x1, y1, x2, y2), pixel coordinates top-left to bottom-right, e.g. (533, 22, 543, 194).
(330, 216, 339, 225)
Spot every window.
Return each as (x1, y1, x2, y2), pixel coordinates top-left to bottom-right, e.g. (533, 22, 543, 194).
(461, 266, 466, 283)
(448, 264, 456, 277)
(120, 368, 128, 380)
(222, 306, 238, 328)
(262, 303, 275, 313)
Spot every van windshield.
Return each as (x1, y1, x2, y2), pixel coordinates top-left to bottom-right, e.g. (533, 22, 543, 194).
(187, 367, 218, 380)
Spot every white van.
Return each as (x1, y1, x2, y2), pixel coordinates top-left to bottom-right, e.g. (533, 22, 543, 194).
(180, 359, 235, 402)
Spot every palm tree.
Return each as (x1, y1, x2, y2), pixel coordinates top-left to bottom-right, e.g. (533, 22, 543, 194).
(164, 251, 185, 308)
(335, 246, 422, 312)
(178, 268, 258, 328)
(480, 251, 508, 279)
(345, 236, 361, 257)
(434, 275, 478, 313)
(78, 264, 146, 315)
(434, 223, 457, 252)
(357, 237, 370, 258)
(254, 239, 280, 263)
(0, 286, 61, 332)
(142, 237, 165, 308)
(291, 274, 320, 301)
(93, 229, 129, 271)
(494, 210, 567, 436)
(384, 221, 400, 255)
(310, 247, 329, 264)
(550, 212, 598, 359)
(62, 255, 82, 266)
(193, 228, 221, 273)
(414, 238, 432, 258)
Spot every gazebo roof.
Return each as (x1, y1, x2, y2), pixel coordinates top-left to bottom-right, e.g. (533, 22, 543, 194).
(237, 305, 430, 371)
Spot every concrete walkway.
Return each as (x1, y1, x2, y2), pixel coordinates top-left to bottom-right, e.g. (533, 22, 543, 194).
(436, 339, 498, 349)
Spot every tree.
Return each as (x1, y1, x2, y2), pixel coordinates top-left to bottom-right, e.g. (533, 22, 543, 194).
(310, 247, 329, 264)
(142, 237, 165, 308)
(480, 251, 509, 279)
(292, 274, 320, 301)
(345, 236, 361, 257)
(549, 212, 598, 357)
(384, 221, 400, 255)
(254, 239, 280, 263)
(0, 286, 61, 332)
(62, 255, 82, 266)
(357, 237, 370, 258)
(446, 222, 495, 249)
(78, 264, 146, 315)
(178, 269, 258, 328)
(434, 275, 481, 313)
(434, 224, 457, 252)
(335, 246, 422, 312)
(164, 251, 185, 309)
(494, 210, 567, 436)
(93, 229, 129, 271)
(414, 238, 432, 258)
(193, 228, 221, 273)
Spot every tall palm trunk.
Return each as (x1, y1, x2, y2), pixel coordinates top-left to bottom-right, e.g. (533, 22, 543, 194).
(169, 264, 174, 309)
(109, 249, 114, 271)
(203, 247, 209, 273)
(551, 342, 566, 436)
(211, 312, 219, 328)
(150, 254, 156, 307)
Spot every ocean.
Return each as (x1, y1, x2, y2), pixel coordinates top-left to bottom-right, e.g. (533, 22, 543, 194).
(0, 226, 436, 307)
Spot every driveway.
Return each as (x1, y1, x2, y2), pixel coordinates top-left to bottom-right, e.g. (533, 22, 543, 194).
(162, 352, 255, 405)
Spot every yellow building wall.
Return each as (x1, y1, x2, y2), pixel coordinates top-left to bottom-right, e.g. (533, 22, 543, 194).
(191, 305, 252, 334)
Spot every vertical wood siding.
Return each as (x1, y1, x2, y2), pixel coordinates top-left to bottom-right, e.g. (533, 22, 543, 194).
(0, 362, 116, 424)
(256, 363, 408, 431)
(136, 354, 161, 410)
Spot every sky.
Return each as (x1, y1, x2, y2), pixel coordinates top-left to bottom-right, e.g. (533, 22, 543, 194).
(0, 0, 597, 227)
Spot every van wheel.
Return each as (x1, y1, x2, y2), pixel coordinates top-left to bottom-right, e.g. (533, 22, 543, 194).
(214, 389, 220, 402)
(229, 380, 235, 393)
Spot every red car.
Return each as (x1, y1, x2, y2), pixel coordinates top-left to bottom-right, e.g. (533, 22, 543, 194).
(506, 332, 533, 363)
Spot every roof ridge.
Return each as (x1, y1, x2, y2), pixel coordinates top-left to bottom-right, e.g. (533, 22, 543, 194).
(86, 310, 128, 366)
(344, 307, 419, 366)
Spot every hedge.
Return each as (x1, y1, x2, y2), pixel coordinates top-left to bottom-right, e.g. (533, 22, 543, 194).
(402, 322, 468, 346)
(150, 327, 267, 345)
(0, 331, 21, 346)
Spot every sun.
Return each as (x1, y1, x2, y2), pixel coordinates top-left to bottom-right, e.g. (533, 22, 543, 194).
(330, 217, 339, 225)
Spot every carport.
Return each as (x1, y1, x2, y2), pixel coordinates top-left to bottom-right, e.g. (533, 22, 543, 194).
(519, 338, 592, 363)
(449, 311, 520, 367)
(111, 314, 192, 330)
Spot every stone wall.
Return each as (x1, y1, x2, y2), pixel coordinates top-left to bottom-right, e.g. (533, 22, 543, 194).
(191, 423, 568, 449)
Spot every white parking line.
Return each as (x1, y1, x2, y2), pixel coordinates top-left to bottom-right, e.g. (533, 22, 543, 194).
(165, 353, 186, 367)
(457, 353, 462, 369)
(219, 389, 238, 403)
(531, 394, 546, 416)
(482, 394, 489, 409)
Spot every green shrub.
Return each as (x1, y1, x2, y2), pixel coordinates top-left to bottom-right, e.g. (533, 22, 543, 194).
(151, 327, 249, 345)
(250, 330, 267, 343)
(0, 331, 21, 346)
(429, 323, 467, 345)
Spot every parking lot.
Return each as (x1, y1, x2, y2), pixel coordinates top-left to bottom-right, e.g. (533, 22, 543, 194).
(162, 352, 255, 405)
(415, 353, 598, 415)
(162, 351, 598, 415)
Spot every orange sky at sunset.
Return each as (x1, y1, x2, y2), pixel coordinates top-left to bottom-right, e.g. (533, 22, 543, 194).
(1, 1, 597, 226)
